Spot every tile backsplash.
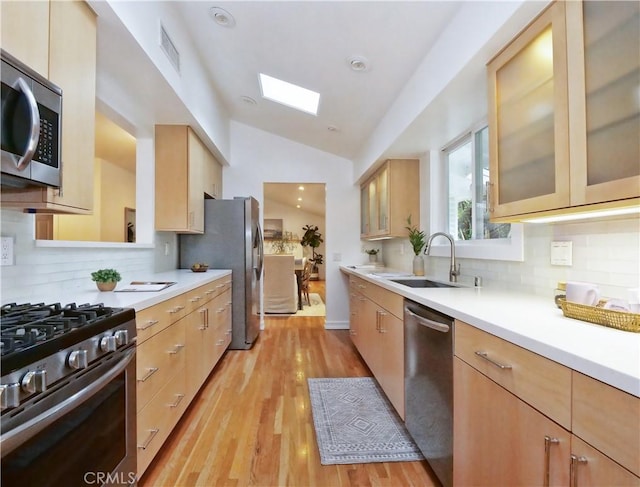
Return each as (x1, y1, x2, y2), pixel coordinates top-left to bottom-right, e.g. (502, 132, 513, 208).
(383, 216, 640, 301)
(0, 209, 176, 303)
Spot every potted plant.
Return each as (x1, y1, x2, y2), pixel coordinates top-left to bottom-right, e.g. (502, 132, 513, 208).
(405, 215, 426, 276)
(300, 224, 324, 279)
(91, 268, 122, 292)
(364, 248, 380, 263)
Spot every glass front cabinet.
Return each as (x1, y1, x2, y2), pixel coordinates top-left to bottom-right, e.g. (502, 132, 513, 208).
(487, 0, 639, 221)
(360, 159, 419, 240)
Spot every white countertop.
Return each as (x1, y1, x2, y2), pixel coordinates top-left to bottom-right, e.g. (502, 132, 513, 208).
(341, 266, 640, 398)
(7, 269, 232, 312)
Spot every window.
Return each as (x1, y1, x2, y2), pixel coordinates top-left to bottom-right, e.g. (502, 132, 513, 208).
(446, 126, 510, 241)
(427, 123, 524, 262)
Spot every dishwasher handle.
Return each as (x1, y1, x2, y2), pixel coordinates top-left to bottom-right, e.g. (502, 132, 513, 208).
(404, 306, 450, 333)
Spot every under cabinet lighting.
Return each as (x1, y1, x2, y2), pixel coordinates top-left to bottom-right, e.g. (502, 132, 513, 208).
(259, 73, 320, 115)
(524, 206, 640, 223)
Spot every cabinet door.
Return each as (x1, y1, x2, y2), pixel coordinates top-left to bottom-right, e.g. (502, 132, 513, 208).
(185, 304, 209, 400)
(376, 166, 389, 234)
(454, 358, 571, 486)
(360, 186, 370, 236)
(487, 2, 570, 219)
(567, 0, 640, 205)
(187, 129, 205, 232)
(0, 0, 49, 75)
(203, 149, 223, 199)
(570, 435, 640, 487)
(375, 309, 404, 419)
(367, 177, 378, 236)
(48, 0, 96, 212)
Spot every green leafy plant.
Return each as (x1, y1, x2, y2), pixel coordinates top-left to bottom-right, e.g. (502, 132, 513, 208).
(405, 215, 426, 255)
(90, 268, 122, 283)
(364, 249, 379, 256)
(300, 224, 324, 271)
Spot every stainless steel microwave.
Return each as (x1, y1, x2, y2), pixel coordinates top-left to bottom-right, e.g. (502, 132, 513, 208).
(1, 49, 62, 188)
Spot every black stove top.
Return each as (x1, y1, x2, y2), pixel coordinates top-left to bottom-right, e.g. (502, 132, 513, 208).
(0, 302, 135, 373)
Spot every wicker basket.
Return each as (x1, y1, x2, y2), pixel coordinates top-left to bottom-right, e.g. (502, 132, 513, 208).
(558, 298, 640, 333)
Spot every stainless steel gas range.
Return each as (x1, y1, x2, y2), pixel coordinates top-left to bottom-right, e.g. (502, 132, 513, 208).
(0, 302, 137, 486)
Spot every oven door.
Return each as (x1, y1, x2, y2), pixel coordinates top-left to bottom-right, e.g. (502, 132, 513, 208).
(1, 347, 137, 487)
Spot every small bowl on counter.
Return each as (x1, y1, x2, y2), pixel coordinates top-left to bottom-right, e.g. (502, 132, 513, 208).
(190, 264, 209, 273)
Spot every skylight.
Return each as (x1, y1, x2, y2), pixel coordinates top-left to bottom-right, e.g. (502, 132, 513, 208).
(259, 73, 320, 115)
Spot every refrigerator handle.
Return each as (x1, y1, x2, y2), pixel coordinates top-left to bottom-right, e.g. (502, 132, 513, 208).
(255, 222, 264, 279)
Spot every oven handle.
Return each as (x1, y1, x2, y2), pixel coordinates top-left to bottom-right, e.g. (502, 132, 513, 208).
(0, 347, 135, 457)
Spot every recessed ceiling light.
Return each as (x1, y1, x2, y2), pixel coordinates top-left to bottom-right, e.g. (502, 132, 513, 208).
(240, 95, 257, 105)
(297, 197, 302, 201)
(296, 205, 301, 209)
(259, 73, 320, 115)
(209, 7, 236, 28)
(347, 56, 369, 72)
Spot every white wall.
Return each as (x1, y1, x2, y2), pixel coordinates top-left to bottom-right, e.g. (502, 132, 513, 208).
(225, 122, 359, 329)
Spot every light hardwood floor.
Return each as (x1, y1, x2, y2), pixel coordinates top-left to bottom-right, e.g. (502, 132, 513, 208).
(138, 281, 440, 487)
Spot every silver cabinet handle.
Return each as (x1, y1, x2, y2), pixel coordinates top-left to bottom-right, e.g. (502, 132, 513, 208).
(138, 367, 159, 382)
(570, 454, 588, 487)
(544, 436, 560, 487)
(168, 344, 185, 355)
(167, 394, 184, 408)
(199, 309, 207, 330)
(474, 351, 512, 369)
(13, 77, 41, 171)
(378, 310, 387, 333)
(137, 319, 159, 331)
(189, 296, 202, 302)
(138, 428, 159, 450)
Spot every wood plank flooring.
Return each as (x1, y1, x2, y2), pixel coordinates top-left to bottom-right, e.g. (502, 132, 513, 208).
(138, 281, 440, 487)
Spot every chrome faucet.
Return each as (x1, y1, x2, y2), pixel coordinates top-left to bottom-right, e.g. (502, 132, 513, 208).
(424, 232, 461, 282)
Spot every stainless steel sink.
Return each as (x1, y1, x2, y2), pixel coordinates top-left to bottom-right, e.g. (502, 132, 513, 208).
(390, 278, 456, 288)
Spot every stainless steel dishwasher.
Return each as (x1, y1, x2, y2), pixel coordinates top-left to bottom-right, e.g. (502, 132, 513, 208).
(404, 299, 454, 487)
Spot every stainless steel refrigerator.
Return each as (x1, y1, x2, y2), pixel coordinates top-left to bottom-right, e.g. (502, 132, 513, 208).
(179, 197, 263, 349)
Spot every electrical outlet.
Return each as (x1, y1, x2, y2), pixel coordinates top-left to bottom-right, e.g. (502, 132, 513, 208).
(1, 237, 15, 266)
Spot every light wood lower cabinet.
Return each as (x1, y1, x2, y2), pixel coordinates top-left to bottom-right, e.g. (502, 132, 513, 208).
(136, 276, 232, 479)
(347, 276, 404, 419)
(454, 357, 571, 486)
(454, 320, 640, 486)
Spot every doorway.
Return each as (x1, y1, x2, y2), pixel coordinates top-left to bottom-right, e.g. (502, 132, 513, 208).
(263, 182, 326, 317)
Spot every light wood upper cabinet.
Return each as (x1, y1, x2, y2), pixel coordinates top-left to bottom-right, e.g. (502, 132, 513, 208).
(360, 159, 419, 240)
(204, 149, 223, 199)
(0, 1, 50, 76)
(155, 125, 206, 233)
(1, 0, 96, 214)
(487, 1, 570, 220)
(566, 0, 640, 206)
(488, 0, 640, 221)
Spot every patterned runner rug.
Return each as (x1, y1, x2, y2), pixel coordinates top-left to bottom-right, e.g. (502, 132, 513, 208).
(308, 377, 424, 465)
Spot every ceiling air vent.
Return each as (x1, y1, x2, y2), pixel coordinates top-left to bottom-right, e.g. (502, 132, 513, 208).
(160, 23, 180, 74)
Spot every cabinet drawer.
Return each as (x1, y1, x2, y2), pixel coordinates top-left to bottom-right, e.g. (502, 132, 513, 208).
(573, 372, 640, 477)
(351, 277, 403, 319)
(136, 319, 186, 412)
(137, 365, 188, 478)
(136, 295, 187, 343)
(455, 320, 571, 428)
